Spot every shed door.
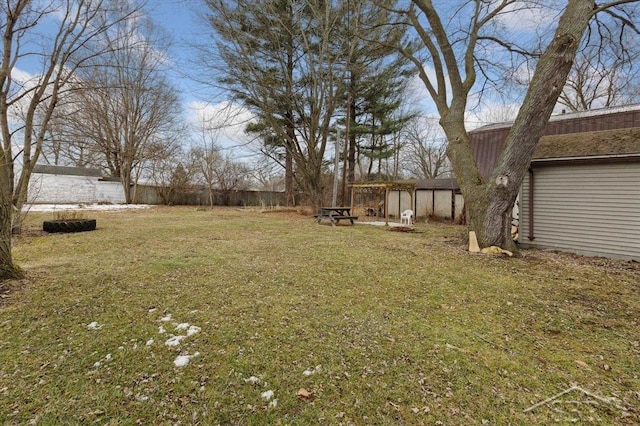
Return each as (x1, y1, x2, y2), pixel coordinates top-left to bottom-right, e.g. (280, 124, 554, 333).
(520, 162, 640, 261)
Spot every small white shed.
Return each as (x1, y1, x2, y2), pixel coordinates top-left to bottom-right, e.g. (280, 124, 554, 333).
(388, 178, 464, 221)
(28, 165, 125, 204)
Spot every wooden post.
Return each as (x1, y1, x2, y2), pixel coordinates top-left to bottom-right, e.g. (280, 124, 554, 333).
(350, 185, 355, 210)
(384, 186, 389, 226)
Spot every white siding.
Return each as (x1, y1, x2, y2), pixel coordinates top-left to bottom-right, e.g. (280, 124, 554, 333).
(387, 191, 401, 218)
(387, 190, 413, 218)
(520, 162, 640, 260)
(28, 173, 126, 204)
(454, 193, 465, 221)
(416, 190, 434, 217)
(390, 189, 463, 220)
(433, 191, 452, 218)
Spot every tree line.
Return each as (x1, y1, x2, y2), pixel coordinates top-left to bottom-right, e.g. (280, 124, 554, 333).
(1, 0, 638, 279)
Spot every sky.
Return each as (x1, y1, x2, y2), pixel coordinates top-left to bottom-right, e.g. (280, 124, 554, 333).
(142, 0, 560, 145)
(145, 0, 261, 157)
(145, 0, 204, 104)
(13, 1, 629, 164)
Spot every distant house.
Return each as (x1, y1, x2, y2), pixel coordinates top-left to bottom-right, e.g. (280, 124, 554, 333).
(28, 165, 125, 204)
(470, 104, 640, 261)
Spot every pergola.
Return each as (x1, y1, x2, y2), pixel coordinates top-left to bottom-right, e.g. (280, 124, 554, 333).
(349, 181, 416, 226)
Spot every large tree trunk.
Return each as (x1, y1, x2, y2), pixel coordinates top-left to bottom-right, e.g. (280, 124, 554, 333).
(479, 0, 594, 249)
(284, 141, 295, 206)
(122, 169, 133, 204)
(0, 165, 23, 280)
(446, 0, 595, 250)
(0, 202, 22, 280)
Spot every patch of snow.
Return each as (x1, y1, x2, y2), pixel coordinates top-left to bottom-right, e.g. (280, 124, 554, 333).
(105, 353, 112, 361)
(87, 321, 101, 330)
(186, 325, 201, 336)
(165, 335, 185, 347)
(148, 308, 157, 313)
(158, 326, 166, 334)
(174, 355, 190, 367)
(173, 352, 200, 368)
(159, 314, 172, 322)
(175, 323, 190, 331)
(261, 390, 275, 401)
(244, 376, 260, 385)
(24, 203, 151, 212)
(303, 365, 322, 376)
(269, 399, 278, 408)
(146, 339, 154, 346)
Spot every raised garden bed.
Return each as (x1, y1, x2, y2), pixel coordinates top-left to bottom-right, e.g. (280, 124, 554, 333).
(43, 219, 96, 233)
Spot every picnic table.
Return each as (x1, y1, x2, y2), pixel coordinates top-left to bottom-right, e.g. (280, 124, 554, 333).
(314, 207, 358, 226)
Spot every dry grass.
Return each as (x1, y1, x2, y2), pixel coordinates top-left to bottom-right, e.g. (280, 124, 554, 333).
(1, 206, 639, 424)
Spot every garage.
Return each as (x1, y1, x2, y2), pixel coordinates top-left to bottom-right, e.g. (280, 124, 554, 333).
(520, 159, 640, 260)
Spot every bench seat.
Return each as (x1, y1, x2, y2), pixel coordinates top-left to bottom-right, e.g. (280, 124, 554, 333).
(314, 214, 358, 225)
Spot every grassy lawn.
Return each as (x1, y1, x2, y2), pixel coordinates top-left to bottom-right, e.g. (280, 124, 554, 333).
(1, 206, 639, 424)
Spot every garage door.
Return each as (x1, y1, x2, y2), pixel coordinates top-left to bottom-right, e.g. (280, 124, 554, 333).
(520, 162, 640, 261)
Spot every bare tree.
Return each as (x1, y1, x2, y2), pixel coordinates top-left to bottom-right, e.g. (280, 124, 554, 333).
(0, 0, 142, 278)
(147, 152, 188, 205)
(214, 155, 250, 205)
(401, 115, 450, 179)
(189, 122, 223, 209)
(63, 14, 184, 203)
(189, 146, 250, 206)
(248, 156, 285, 192)
(399, 0, 639, 250)
(558, 29, 640, 111)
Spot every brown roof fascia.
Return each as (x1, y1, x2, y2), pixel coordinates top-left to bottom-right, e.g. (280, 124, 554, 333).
(531, 153, 640, 167)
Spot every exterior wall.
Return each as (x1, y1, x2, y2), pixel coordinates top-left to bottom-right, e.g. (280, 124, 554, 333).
(387, 191, 400, 217)
(520, 162, 640, 261)
(454, 193, 464, 219)
(415, 191, 434, 218)
(389, 189, 464, 221)
(28, 173, 125, 204)
(433, 191, 452, 218)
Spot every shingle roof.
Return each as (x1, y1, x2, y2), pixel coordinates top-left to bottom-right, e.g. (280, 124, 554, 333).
(33, 164, 103, 177)
(534, 127, 640, 159)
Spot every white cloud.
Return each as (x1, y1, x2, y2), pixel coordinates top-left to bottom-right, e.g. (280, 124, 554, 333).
(493, 1, 561, 33)
(186, 100, 258, 155)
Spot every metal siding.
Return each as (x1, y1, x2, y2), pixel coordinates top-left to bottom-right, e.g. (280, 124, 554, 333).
(388, 191, 401, 217)
(520, 174, 531, 241)
(416, 190, 434, 217)
(28, 173, 125, 204)
(400, 190, 412, 215)
(433, 191, 453, 218)
(521, 163, 640, 260)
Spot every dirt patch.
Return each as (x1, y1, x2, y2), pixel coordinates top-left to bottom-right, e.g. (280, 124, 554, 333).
(388, 226, 415, 232)
(521, 247, 640, 278)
